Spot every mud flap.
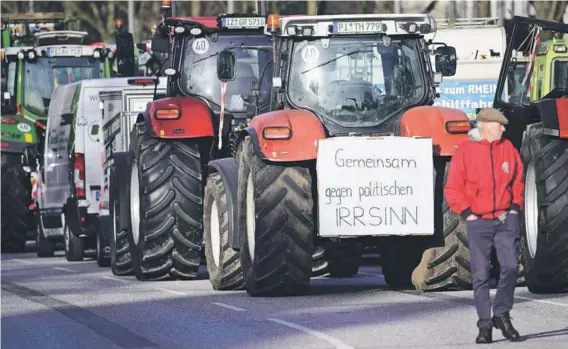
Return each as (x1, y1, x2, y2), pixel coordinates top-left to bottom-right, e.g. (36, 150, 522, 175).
(97, 215, 112, 261)
(208, 158, 240, 249)
(111, 152, 131, 232)
(65, 197, 93, 237)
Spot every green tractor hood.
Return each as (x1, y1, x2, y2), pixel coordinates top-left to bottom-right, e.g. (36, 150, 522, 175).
(1, 115, 37, 154)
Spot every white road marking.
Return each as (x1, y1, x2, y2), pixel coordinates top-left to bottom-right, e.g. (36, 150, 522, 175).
(212, 302, 246, 311)
(11, 259, 33, 265)
(515, 295, 568, 308)
(359, 272, 384, 278)
(52, 267, 78, 273)
(155, 288, 187, 296)
(268, 318, 354, 349)
(100, 276, 130, 283)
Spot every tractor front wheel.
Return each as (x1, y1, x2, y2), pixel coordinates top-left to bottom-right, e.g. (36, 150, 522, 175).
(238, 137, 314, 297)
(127, 123, 204, 281)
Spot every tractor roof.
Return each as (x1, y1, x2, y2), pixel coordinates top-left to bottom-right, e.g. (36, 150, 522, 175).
(166, 14, 269, 35)
(264, 13, 437, 40)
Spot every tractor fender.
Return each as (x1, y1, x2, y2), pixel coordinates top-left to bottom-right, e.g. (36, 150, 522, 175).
(533, 98, 568, 138)
(142, 96, 215, 139)
(207, 158, 240, 250)
(110, 151, 131, 232)
(400, 106, 470, 156)
(245, 109, 326, 162)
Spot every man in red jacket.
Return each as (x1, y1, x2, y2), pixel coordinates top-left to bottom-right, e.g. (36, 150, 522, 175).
(445, 108, 523, 344)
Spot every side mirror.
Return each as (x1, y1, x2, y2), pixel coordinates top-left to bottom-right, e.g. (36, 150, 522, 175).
(22, 145, 38, 167)
(136, 42, 147, 52)
(151, 33, 170, 55)
(434, 46, 457, 77)
(138, 52, 152, 67)
(217, 50, 236, 82)
(115, 31, 136, 77)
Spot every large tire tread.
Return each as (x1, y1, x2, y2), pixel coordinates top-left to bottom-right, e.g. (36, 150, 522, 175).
(204, 173, 244, 290)
(519, 123, 568, 293)
(239, 137, 314, 296)
(131, 123, 203, 280)
(110, 196, 134, 276)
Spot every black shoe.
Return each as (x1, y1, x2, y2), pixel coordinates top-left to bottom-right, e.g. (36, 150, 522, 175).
(492, 313, 520, 341)
(476, 327, 492, 344)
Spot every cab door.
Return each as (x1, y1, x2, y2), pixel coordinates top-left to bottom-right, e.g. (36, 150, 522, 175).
(40, 84, 76, 222)
(493, 16, 568, 151)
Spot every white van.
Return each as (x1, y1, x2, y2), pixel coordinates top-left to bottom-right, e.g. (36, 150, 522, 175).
(38, 77, 165, 265)
(98, 77, 167, 276)
(433, 18, 507, 119)
(33, 83, 77, 258)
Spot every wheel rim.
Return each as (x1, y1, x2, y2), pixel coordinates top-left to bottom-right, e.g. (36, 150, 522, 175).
(246, 172, 255, 260)
(130, 163, 140, 246)
(210, 199, 221, 267)
(525, 163, 538, 259)
(62, 213, 69, 253)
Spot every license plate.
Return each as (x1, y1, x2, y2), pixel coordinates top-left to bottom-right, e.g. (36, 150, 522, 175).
(221, 17, 266, 29)
(333, 21, 384, 34)
(47, 47, 83, 57)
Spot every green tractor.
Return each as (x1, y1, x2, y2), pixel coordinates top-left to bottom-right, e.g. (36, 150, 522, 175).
(1, 12, 135, 252)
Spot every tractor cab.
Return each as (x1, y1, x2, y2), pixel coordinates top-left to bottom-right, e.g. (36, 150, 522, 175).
(492, 16, 568, 294)
(218, 14, 457, 136)
(494, 17, 568, 149)
(151, 13, 274, 154)
(1, 13, 135, 131)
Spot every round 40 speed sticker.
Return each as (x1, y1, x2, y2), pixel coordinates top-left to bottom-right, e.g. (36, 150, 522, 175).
(192, 38, 209, 55)
(301, 44, 320, 64)
(17, 123, 32, 132)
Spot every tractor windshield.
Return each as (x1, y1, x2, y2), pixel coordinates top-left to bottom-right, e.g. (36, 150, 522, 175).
(179, 34, 273, 113)
(23, 56, 103, 117)
(506, 60, 529, 104)
(288, 36, 426, 127)
(552, 59, 568, 89)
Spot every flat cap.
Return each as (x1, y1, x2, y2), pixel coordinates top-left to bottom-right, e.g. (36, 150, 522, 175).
(476, 108, 509, 125)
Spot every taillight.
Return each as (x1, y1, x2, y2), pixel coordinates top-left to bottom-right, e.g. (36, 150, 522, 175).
(74, 153, 86, 199)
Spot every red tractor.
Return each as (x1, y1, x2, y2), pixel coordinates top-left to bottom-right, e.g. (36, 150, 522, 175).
(116, 14, 275, 281)
(205, 13, 478, 296)
(492, 16, 568, 294)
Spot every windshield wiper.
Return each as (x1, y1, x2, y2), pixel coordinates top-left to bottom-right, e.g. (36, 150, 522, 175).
(193, 52, 219, 64)
(301, 50, 360, 75)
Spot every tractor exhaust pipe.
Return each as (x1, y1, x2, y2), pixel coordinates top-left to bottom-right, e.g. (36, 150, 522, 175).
(256, 0, 267, 16)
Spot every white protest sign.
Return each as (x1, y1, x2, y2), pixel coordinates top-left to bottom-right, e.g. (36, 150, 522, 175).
(316, 136, 434, 237)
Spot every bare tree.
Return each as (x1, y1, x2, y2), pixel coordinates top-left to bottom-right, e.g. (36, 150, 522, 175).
(476, 0, 491, 17)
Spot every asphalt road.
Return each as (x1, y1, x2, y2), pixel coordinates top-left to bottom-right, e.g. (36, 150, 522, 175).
(2, 244, 568, 349)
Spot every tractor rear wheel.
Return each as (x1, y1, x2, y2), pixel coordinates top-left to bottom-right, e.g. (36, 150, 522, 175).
(128, 123, 204, 281)
(238, 137, 314, 296)
(110, 193, 133, 276)
(518, 123, 568, 293)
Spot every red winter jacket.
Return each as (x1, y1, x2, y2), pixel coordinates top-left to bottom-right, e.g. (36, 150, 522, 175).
(444, 133, 524, 220)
